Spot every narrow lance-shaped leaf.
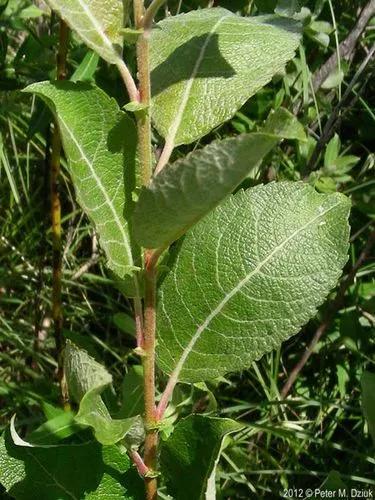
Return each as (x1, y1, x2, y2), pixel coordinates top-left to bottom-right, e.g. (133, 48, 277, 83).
(151, 8, 301, 146)
(157, 182, 350, 382)
(160, 415, 243, 500)
(133, 108, 305, 249)
(0, 430, 143, 499)
(24, 81, 138, 280)
(22, 412, 80, 445)
(44, 0, 124, 65)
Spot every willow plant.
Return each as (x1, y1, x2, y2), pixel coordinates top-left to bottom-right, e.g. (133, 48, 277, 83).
(0, 1, 350, 499)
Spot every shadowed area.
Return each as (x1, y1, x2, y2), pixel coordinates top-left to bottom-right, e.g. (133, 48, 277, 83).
(151, 33, 236, 97)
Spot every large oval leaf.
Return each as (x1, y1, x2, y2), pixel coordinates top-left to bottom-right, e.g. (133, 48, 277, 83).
(150, 8, 301, 146)
(0, 429, 143, 499)
(24, 81, 138, 279)
(157, 182, 350, 382)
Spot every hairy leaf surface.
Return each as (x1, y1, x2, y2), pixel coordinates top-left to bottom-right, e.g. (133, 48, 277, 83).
(157, 182, 350, 382)
(160, 415, 242, 500)
(24, 81, 138, 279)
(133, 108, 305, 249)
(65, 342, 141, 446)
(0, 430, 143, 499)
(150, 8, 301, 146)
(64, 341, 112, 404)
(44, 0, 124, 64)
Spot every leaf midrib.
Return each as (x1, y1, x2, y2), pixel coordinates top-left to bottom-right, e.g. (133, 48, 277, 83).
(59, 115, 133, 267)
(166, 199, 341, 380)
(162, 13, 232, 149)
(54, 0, 120, 62)
(27, 450, 78, 500)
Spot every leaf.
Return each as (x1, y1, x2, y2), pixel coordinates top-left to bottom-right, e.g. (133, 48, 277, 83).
(24, 81, 138, 279)
(64, 341, 112, 404)
(150, 8, 301, 146)
(113, 312, 136, 336)
(160, 415, 242, 500)
(119, 366, 144, 419)
(361, 371, 375, 445)
(157, 182, 350, 382)
(275, 0, 302, 17)
(133, 108, 305, 249)
(71, 50, 100, 82)
(0, 429, 143, 499)
(121, 28, 144, 45)
(324, 134, 341, 168)
(19, 5, 44, 19)
(44, 0, 124, 65)
(322, 68, 344, 89)
(65, 342, 142, 446)
(26, 412, 81, 445)
(76, 388, 143, 446)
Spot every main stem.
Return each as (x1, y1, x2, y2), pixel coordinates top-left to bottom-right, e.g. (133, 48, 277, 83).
(133, 1, 158, 498)
(51, 19, 69, 404)
(143, 251, 158, 500)
(135, 2, 152, 186)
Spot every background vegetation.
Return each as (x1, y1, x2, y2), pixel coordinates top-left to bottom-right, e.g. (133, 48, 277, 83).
(0, 0, 374, 498)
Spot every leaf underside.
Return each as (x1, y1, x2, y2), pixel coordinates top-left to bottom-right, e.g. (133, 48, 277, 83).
(65, 342, 141, 446)
(24, 81, 138, 279)
(150, 8, 301, 145)
(44, 0, 124, 65)
(64, 341, 112, 404)
(157, 182, 350, 383)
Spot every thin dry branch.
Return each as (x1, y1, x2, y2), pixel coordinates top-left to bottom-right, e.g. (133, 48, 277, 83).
(312, 0, 375, 91)
(281, 227, 375, 398)
(306, 45, 375, 174)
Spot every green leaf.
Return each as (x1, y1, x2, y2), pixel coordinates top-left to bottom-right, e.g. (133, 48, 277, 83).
(324, 133, 340, 168)
(44, 0, 124, 65)
(160, 415, 242, 500)
(64, 341, 112, 404)
(150, 8, 300, 146)
(24, 81, 138, 279)
(321, 68, 344, 89)
(71, 50, 100, 82)
(19, 5, 44, 18)
(361, 371, 375, 445)
(27, 411, 81, 445)
(76, 388, 143, 446)
(157, 182, 350, 382)
(0, 429, 143, 499)
(113, 312, 136, 337)
(134, 108, 305, 249)
(119, 366, 144, 419)
(275, 0, 301, 17)
(65, 342, 142, 446)
(121, 28, 144, 45)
